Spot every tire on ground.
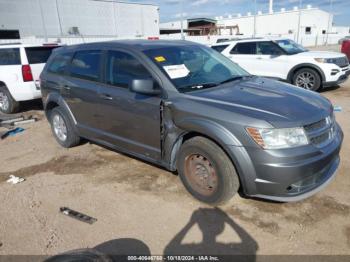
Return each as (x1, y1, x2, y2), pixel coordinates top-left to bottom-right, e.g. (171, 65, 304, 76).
(0, 86, 20, 114)
(292, 68, 322, 91)
(49, 106, 81, 148)
(177, 136, 240, 206)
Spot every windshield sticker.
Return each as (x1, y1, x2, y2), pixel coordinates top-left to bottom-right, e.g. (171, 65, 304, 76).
(163, 64, 190, 79)
(154, 56, 166, 62)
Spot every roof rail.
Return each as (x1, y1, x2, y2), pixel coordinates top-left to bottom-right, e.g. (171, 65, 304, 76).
(0, 42, 22, 46)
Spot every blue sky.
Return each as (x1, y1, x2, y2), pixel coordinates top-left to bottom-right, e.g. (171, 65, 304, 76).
(129, 0, 350, 26)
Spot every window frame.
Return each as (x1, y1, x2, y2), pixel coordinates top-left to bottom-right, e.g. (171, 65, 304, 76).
(66, 49, 103, 83)
(230, 42, 257, 55)
(0, 47, 21, 65)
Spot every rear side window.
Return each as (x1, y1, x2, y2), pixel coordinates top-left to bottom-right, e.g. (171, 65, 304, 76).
(0, 48, 21, 65)
(230, 42, 256, 55)
(106, 50, 151, 88)
(25, 46, 58, 64)
(211, 45, 229, 53)
(69, 50, 101, 82)
(47, 52, 72, 75)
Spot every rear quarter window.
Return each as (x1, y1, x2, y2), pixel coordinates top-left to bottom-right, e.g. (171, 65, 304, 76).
(47, 52, 73, 75)
(0, 48, 21, 65)
(211, 45, 229, 53)
(25, 46, 58, 64)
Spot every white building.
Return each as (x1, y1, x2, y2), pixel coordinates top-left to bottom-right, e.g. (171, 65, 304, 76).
(0, 0, 160, 39)
(160, 4, 349, 46)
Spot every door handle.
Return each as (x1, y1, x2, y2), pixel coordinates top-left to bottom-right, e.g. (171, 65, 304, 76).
(100, 93, 113, 100)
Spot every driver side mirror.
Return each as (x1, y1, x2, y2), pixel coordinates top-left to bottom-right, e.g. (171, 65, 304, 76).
(130, 79, 161, 95)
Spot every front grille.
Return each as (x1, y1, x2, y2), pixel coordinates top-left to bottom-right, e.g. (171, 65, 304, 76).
(332, 57, 349, 68)
(304, 115, 335, 148)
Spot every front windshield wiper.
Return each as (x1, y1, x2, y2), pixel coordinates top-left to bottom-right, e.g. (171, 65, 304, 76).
(219, 75, 251, 85)
(178, 82, 218, 92)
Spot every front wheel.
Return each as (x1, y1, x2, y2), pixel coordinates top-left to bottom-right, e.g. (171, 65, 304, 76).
(177, 136, 240, 206)
(292, 68, 321, 91)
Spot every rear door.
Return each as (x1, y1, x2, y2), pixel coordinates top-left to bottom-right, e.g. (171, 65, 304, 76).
(96, 49, 162, 161)
(25, 46, 59, 84)
(228, 42, 259, 75)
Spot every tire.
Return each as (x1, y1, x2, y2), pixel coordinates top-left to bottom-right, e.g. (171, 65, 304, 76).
(49, 107, 80, 148)
(177, 136, 240, 206)
(292, 68, 322, 91)
(0, 86, 20, 114)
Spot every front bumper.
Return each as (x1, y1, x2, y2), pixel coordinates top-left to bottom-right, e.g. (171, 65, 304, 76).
(227, 124, 343, 202)
(323, 67, 350, 88)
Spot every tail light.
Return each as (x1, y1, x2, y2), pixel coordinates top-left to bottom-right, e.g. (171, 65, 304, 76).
(22, 65, 33, 82)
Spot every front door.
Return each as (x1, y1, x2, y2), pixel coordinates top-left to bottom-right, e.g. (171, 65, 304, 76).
(96, 50, 162, 161)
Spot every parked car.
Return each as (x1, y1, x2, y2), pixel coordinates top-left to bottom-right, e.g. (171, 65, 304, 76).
(0, 43, 60, 114)
(40, 40, 343, 205)
(338, 36, 350, 45)
(211, 38, 350, 91)
(341, 40, 350, 60)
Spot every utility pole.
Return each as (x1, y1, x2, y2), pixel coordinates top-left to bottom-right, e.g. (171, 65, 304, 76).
(38, 0, 48, 42)
(253, 0, 256, 37)
(180, 0, 184, 40)
(326, 0, 333, 45)
(296, 0, 302, 44)
(55, 0, 63, 37)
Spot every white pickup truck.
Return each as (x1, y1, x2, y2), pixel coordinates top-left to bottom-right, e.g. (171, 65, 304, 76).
(0, 43, 59, 113)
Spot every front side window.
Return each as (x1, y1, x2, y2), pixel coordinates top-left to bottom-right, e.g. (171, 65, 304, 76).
(106, 50, 152, 88)
(47, 52, 72, 75)
(230, 42, 256, 55)
(275, 39, 307, 55)
(256, 42, 284, 56)
(25, 46, 58, 64)
(0, 48, 21, 65)
(69, 50, 101, 81)
(144, 44, 249, 93)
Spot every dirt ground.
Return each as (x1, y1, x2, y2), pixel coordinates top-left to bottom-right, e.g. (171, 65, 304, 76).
(0, 80, 350, 258)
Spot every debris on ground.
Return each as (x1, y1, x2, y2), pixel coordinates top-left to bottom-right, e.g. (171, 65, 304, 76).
(60, 207, 97, 224)
(0, 115, 37, 128)
(334, 105, 342, 112)
(6, 175, 25, 185)
(0, 127, 25, 140)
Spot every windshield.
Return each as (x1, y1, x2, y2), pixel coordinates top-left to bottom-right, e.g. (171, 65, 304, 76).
(275, 39, 307, 55)
(143, 44, 249, 93)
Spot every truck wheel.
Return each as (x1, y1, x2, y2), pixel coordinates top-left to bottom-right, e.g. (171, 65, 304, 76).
(0, 86, 19, 114)
(49, 107, 80, 148)
(177, 136, 240, 206)
(292, 68, 321, 91)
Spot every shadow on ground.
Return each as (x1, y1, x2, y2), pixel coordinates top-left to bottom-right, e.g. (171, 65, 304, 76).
(45, 208, 257, 262)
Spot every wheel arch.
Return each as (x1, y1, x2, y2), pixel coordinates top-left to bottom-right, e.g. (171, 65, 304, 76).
(287, 63, 325, 83)
(44, 93, 77, 126)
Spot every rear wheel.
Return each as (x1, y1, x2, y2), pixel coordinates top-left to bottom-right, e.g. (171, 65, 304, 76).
(177, 136, 240, 206)
(292, 68, 321, 91)
(0, 86, 19, 114)
(49, 107, 80, 148)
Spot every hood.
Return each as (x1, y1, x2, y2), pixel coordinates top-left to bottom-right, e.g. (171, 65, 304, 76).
(186, 77, 332, 128)
(294, 50, 346, 59)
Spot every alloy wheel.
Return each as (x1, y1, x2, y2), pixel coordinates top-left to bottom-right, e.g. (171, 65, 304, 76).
(52, 114, 67, 142)
(0, 91, 9, 112)
(295, 72, 316, 90)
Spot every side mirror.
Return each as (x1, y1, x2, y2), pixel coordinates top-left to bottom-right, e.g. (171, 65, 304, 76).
(130, 79, 161, 95)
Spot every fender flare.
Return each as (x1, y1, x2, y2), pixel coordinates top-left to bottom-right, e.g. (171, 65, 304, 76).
(287, 63, 326, 83)
(44, 92, 77, 127)
(167, 118, 243, 171)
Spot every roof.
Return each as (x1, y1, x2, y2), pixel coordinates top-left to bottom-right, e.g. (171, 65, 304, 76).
(188, 18, 217, 23)
(212, 37, 278, 45)
(59, 40, 202, 52)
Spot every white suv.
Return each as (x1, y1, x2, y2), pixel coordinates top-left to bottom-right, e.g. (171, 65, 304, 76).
(212, 38, 350, 91)
(0, 43, 60, 113)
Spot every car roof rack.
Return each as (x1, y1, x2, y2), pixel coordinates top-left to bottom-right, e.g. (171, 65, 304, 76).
(0, 42, 22, 46)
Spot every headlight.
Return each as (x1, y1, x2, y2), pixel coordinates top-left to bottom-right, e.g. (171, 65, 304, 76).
(246, 127, 308, 149)
(314, 58, 339, 64)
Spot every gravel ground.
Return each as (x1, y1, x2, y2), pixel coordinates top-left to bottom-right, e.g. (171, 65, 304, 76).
(0, 79, 349, 258)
